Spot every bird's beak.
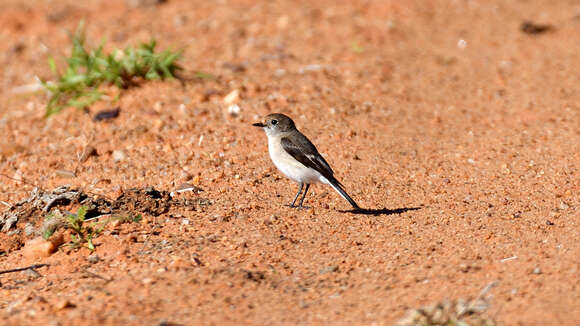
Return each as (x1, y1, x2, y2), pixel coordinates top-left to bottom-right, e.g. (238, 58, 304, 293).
(252, 122, 266, 127)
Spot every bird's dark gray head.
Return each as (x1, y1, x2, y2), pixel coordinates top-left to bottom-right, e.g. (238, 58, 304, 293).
(252, 113, 296, 135)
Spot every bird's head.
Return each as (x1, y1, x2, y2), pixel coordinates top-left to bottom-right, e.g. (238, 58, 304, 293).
(252, 113, 296, 136)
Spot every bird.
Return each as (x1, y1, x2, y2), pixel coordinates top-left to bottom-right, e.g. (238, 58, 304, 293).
(253, 113, 360, 209)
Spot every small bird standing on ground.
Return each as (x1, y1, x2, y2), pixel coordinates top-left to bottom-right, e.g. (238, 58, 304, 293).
(253, 113, 360, 210)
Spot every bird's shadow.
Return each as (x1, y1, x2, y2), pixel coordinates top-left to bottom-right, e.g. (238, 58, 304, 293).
(339, 206, 422, 216)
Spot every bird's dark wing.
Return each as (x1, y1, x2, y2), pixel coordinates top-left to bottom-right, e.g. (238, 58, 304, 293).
(281, 133, 337, 182)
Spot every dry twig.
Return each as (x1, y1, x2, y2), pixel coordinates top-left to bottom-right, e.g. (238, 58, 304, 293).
(0, 263, 49, 275)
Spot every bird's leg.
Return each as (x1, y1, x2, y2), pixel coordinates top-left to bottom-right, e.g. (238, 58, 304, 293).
(287, 183, 303, 208)
(298, 184, 311, 208)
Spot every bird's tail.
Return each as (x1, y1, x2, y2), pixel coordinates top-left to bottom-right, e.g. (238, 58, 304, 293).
(324, 177, 360, 209)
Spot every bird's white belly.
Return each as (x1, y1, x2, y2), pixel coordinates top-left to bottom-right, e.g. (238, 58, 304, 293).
(268, 138, 322, 184)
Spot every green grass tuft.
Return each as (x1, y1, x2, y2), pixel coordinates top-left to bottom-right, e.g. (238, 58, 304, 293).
(43, 21, 183, 116)
(66, 206, 101, 251)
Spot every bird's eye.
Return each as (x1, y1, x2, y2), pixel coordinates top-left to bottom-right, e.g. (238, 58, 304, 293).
(271, 119, 278, 125)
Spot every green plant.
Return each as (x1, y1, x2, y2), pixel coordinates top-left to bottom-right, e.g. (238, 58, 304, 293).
(66, 206, 105, 251)
(43, 21, 183, 116)
(42, 207, 143, 251)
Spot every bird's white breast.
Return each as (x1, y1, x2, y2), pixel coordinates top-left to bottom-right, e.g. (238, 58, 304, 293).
(268, 136, 322, 184)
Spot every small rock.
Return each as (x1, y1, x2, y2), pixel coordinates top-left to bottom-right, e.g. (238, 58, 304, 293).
(319, 265, 339, 274)
(276, 16, 289, 29)
(559, 202, 569, 210)
(24, 268, 41, 279)
(545, 220, 555, 226)
(274, 68, 286, 77)
(152, 119, 165, 133)
(223, 89, 239, 104)
(520, 20, 553, 35)
(437, 55, 457, 66)
(112, 150, 126, 162)
(533, 267, 541, 274)
(22, 237, 57, 258)
(109, 219, 122, 229)
(222, 63, 246, 73)
(93, 107, 120, 121)
(549, 211, 560, 218)
(299, 64, 323, 74)
(80, 146, 98, 162)
(54, 169, 76, 178)
(127, 0, 167, 8)
(87, 255, 100, 264)
(157, 320, 181, 326)
(227, 104, 241, 117)
(54, 299, 75, 310)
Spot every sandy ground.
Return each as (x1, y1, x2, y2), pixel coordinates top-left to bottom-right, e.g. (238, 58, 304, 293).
(0, 0, 578, 325)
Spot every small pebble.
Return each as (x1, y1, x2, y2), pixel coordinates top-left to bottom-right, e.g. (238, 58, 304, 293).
(520, 21, 553, 35)
(93, 107, 120, 121)
(54, 169, 76, 178)
(274, 68, 286, 77)
(80, 146, 98, 162)
(299, 64, 323, 73)
(24, 268, 41, 278)
(223, 90, 239, 104)
(127, 0, 166, 8)
(87, 255, 100, 264)
(54, 299, 75, 310)
(22, 237, 57, 258)
(319, 265, 339, 274)
(227, 104, 241, 117)
(113, 150, 126, 162)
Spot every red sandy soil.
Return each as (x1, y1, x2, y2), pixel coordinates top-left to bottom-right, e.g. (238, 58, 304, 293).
(0, 0, 578, 325)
